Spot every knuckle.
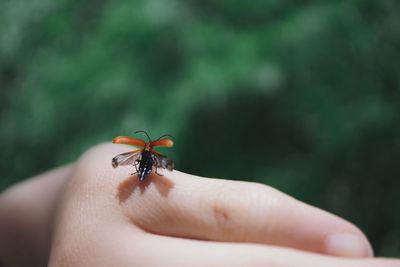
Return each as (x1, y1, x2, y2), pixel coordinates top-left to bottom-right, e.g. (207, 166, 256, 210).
(211, 181, 281, 241)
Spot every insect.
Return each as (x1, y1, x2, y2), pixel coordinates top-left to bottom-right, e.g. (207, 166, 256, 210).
(111, 130, 174, 181)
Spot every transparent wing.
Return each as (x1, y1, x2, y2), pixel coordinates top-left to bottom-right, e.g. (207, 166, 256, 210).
(112, 149, 141, 168)
(152, 152, 174, 171)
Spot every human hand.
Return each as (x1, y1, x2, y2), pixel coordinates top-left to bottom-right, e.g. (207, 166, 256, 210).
(1, 144, 399, 267)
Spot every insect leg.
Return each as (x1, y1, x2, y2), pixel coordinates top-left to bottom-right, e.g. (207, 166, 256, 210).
(130, 165, 138, 175)
(151, 155, 163, 176)
(130, 160, 140, 175)
(154, 168, 164, 176)
(134, 160, 140, 172)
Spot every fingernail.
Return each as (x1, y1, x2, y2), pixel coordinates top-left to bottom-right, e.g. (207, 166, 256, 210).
(325, 233, 374, 258)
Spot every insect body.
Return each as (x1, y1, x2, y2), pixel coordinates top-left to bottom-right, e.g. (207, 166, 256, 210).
(112, 131, 174, 181)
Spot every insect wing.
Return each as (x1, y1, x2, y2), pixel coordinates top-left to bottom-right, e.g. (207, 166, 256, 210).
(112, 136, 146, 147)
(152, 153, 174, 171)
(150, 138, 173, 148)
(112, 150, 141, 168)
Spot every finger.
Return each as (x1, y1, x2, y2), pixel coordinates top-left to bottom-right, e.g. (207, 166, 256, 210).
(64, 143, 373, 258)
(130, 235, 400, 267)
(0, 164, 73, 267)
(124, 169, 373, 258)
(52, 230, 399, 267)
(130, 236, 400, 267)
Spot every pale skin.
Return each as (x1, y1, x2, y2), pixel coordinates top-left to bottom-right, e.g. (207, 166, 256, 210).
(0, 143, 400, 267)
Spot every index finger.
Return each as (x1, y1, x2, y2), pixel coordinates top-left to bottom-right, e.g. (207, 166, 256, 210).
(117, 166, 373, 258)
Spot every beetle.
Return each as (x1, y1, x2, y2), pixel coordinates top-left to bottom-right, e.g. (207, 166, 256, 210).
(111, 130, 174, 181)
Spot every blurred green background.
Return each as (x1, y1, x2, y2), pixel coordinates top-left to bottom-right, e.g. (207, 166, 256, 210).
(1, 0, 399, 257)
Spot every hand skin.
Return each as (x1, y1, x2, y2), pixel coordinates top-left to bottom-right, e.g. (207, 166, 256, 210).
(0, 144, 399, 267)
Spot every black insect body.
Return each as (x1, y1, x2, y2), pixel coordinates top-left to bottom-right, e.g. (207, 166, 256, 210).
(137, 150, 154, 181)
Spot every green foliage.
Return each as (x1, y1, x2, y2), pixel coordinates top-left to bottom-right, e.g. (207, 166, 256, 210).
(1, 0, 400, 256)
